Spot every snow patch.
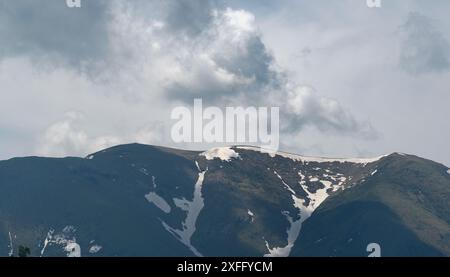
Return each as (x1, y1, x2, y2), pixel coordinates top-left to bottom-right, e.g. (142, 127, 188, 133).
(264, 174, 308, 257)
(248, 209, 255, 222)
(274, 170, 296, 194)
(65, 242, 81, 257)
(145, 192, 171, 213)
(371, 169, 378, 176)
(301, 180, 333, 211)
(40, 229, 54, 257)
(152, 176, 157, 188)
(174, 198, 191, 211)
(140, 168, 150, 176)
(200, 147, 240, 161)
(447, 169, 450, 175)
(337, 176, 347, 187)
(236, 146, 386, 165)
(320, 180, 335, 192)
(8, 232, 13, 257)
(63, 225, 76, 233)
(89, 245, 102, 254)
(40, 226, 81, 257)
(163, 166, 208, 256)
(265, 167, 345, 257)
(298, 171, 306, 185)
(264, 210, 303, 257)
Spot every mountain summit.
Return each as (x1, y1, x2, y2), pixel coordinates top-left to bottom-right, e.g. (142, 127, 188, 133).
(0, 144, 449, 257)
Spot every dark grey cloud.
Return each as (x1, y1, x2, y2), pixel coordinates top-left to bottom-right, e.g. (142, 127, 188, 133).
(212, 35, 281, 90)
(0, 0, 380, 160)
(166, 35, 281, 103)
(0, 0, 111, 68)
(399, 12, 450, 75)
(165, 0, 215, 36)
(164, 5, 283, 103)
(162, 4, 375, 139)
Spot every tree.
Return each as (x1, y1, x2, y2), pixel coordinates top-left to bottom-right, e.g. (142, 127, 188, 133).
(18, 245, 31, 257)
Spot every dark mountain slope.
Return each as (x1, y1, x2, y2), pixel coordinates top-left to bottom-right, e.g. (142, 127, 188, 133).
(0, 144, 449, 257)
(291, 153, 450, 256)
(0, 144, 198, 257)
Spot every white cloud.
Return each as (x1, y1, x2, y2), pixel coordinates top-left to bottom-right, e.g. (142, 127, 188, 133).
(36, 111, 126, 157)
(36, 112, 90, 157)
(0, 0, 377, 159)
(282, 86, 377, 138)
(35, 112, 166, 157)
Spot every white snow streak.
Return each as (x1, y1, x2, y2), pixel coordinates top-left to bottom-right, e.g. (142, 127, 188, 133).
(248, 209, 255, 222)
(40, 229, 54, 257)
(8, 231, 13, 257)
(145, 192, 171, 214)
(152, 176, 157, 188)
(140, 168, 150, 176)
(163, 166, 208, 256)
(273, 170, 296, 194)
(264, 209, 303, 257)
(265, 170, 345, 257)
(264, 174, 308, 257)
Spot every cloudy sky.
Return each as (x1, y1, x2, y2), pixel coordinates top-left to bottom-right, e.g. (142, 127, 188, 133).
(0, 0, 449, 165)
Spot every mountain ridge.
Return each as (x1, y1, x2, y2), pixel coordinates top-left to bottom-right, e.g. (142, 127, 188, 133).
(0, 143, 449, 257)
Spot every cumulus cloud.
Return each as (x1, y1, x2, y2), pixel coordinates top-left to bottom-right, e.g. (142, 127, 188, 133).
(36, 112, 91, 157)
(36, 112, 166, 157)
(154, 5, 373, 137)
(1, 0, 378, 158)
(164, 7, 281, 103)
(282, 86, 377, 139)
(399, 12, 450, 75)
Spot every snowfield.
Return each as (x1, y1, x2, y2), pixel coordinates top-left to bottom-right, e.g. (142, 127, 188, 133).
(264, 157, 357, 256)
(145, 192, 171, 214)
(163, 165, 208, 257)
(236, 146, 387, 165)
(40, 226, 82, 257)
(200, 147, 240, 161)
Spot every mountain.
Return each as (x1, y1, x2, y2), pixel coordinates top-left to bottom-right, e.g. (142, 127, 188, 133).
(0, 143, 449, 257)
